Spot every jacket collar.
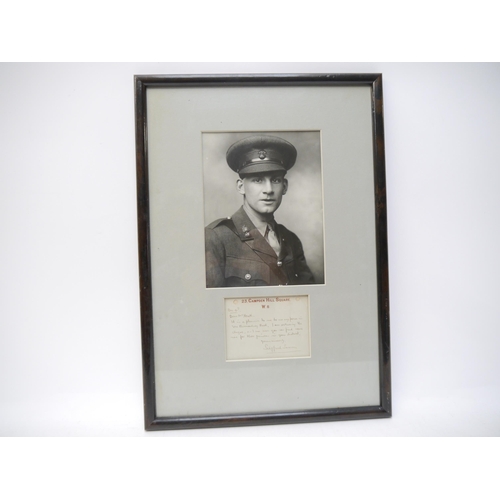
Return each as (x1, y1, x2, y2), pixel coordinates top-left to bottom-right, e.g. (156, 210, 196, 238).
(231, 207, 276, 258)
(231, 206, 292, 263)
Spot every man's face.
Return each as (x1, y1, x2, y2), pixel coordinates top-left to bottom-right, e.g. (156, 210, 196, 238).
(237, 173, 288, 217)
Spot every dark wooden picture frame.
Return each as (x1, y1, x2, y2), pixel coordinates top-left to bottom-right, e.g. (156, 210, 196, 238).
(135, 73, 391, 430)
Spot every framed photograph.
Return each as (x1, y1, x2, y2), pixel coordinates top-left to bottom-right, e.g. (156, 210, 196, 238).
(135, 73, 391, 430)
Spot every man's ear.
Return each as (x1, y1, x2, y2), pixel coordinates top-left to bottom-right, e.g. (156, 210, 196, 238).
(283, 178, 288, 195)
(236, 178, 245, 195)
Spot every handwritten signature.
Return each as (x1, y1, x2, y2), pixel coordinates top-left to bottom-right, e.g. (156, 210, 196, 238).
(261, 339, 298, 352)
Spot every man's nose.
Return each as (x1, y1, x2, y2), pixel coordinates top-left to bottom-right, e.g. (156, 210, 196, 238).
(262, 179, 274, 192)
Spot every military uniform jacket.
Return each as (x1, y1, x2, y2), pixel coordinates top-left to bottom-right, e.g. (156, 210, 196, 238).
(205, 206, 315, 287)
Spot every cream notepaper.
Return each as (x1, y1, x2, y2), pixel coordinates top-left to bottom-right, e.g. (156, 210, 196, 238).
(225, 295, 310, 361)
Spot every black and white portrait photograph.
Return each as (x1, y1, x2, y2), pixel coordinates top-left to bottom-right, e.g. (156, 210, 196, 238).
(203, 131, 325, 288)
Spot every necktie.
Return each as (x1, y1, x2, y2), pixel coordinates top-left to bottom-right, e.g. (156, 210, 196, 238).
(265, 224, 281, 256)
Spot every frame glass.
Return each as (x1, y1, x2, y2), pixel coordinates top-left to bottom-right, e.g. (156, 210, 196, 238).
(135, 73, 391, 430)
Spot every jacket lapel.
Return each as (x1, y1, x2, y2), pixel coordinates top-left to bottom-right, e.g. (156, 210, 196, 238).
(231, 207, 288, 282)
(231, 207, 276, 259)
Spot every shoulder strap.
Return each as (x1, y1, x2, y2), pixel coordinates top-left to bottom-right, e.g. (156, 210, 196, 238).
(206, 217, 236, 231)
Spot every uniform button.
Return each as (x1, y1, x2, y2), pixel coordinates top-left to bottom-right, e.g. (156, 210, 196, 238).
(244, 232, 250, 237)
(242, 225, 248, 232)
(245, 273, 251, 281)
(277, 261, 282, 267)
(295, 273, 298, 277)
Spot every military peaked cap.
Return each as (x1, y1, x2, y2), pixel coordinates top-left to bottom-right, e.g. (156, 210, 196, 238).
(226, 135, 297, 176)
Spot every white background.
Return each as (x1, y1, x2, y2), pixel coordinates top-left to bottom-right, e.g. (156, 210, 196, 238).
(0, 8, 499, 494)
(2, 62, 498, 438)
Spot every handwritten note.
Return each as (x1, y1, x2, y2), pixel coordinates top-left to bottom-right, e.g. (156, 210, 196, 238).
(225, 295, 310, 361)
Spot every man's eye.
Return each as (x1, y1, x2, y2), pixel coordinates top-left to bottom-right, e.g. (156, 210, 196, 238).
(272, 178, 281, 183)
(252, 178, 262, 183)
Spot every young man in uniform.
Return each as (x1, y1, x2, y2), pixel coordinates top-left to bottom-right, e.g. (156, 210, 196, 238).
(205, 135, 315, 288)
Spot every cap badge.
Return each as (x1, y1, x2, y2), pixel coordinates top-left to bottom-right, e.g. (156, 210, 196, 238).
(258, 150, 267, 160)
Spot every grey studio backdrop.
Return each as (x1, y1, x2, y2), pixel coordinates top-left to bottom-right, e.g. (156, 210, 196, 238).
(1, 63, 499, 436)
